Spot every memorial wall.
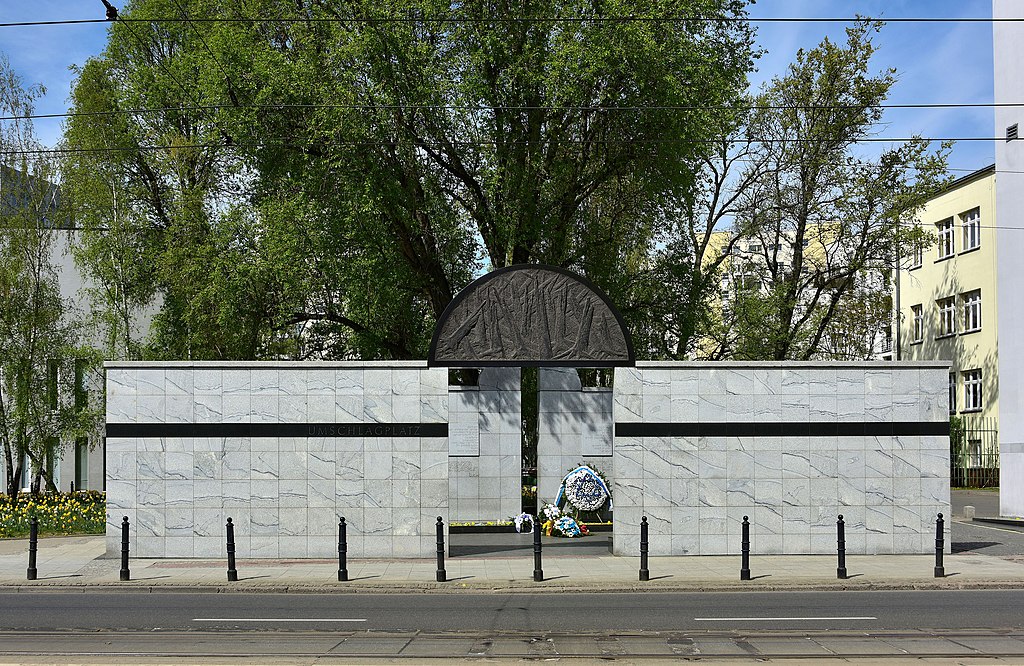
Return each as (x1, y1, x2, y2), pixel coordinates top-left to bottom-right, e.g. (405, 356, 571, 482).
(105, 361, 449, 558)
(611, 362, 952, 556)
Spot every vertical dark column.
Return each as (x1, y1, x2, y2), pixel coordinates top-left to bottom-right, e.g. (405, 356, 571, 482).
(533, 522, 544, 582)
(119, 516, 131, 581)
(837, 515, 848, 580)
(934, 513, 945, 578)
(740, 516, 751, 581)
(26, 517, 38, 580)
(338, 517, 349, 582)
(435, 516, 447, 582)
(639, 516, 650, 581)
(226, 517, 238, 582)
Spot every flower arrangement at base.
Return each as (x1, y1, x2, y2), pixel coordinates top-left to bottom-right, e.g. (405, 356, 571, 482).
(541, 503, 561, 521)
(554, 516, 581, 537)
(513, 512, 535, 533)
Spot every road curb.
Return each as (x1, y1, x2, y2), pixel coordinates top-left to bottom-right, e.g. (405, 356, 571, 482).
(3, 579, 1024, 594)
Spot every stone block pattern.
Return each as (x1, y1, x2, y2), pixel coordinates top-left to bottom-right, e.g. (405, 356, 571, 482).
(537, 368, 613, 504)
(612, 363, 951, 556)
(106, 362, 449, 559)
(448, 369, 522, 521)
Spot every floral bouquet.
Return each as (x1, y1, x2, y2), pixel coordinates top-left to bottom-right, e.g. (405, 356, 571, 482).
(554, 516, 581, 537)
(541, 503, 561, 521)
(513, 512, 535, 533)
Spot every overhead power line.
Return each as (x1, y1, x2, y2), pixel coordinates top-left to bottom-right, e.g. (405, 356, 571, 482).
(3, 101, 1022, 123)
(0, 136, 1012, 158)
(2, 16, 1023, 28)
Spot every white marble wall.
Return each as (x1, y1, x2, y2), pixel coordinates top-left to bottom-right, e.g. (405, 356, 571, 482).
(106, 361, 449, 558)
(612, 362, 951, 556)
(448, 369, 522, 521)
(537, 368, 613, 504)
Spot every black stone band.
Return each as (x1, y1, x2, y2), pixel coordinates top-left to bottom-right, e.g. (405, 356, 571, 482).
(615, 421, 949, 438)
(106, 422, 448, 438)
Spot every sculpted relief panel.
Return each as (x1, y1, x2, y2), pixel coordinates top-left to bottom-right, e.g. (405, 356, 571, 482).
(430, 266, 633, 366)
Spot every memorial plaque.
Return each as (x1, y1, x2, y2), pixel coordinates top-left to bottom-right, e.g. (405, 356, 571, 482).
(449, 421, 481, 456)
(582, 429, 613, 457)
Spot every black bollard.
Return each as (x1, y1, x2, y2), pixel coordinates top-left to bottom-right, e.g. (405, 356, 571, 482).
(435, 516, 447, 582)
(226, 517, 238, 582)
(837, 514, 848, 580)
(639, 516, 650, 581)
(533, 519, 544, 582)
(27, 516, 38, 580)
(338, 517, 349, 582)
(119, 516, 131, 581)
(740, 516, 751, 581)
(934, 513, 945, 578)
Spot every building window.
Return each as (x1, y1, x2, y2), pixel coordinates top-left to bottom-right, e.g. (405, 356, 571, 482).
(963, 369, 982, 412)
(949, 372, 957, 414)
(968, 439, 982, 468)
(74, 438, 88, 490)
(911, 304, 923, 343)
(47, 359, 59, 411)
(937, 218, 955, 259)
(937, 297, 956, 337)
(962, 290, 982, 332)
(962, 208, 981, 251)
(910, 240, 923, 269)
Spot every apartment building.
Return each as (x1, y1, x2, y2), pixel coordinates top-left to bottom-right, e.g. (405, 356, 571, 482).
(0, 166, 105, 494)
(897, 166, 998, 486)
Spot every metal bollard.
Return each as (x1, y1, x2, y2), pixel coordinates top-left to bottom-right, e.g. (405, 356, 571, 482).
(639, 516, 650, 581)
(740, 516, 751, 581)
(435, 516, 446, 582)
(533, 519, 544, 582)
(27, 516, 38, 580)
(119, 516, 131, 581)
(338, 517, 349, 582)
(934, 513, 945, 578)
(226, 517, 238, 582)
(837, 514, 848, 579)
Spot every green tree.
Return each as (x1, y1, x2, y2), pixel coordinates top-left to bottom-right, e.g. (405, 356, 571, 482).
(0, 56, 102, 496)
(63, 0, 758, 361)
(718, 21, 948, 360)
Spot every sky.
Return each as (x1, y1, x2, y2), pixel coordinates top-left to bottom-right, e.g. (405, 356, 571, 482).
(0, 0, 999, 176)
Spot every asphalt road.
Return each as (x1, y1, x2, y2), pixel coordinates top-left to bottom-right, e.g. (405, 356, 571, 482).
(1, 589, 1023, 633)
(3, 590, 1024, 661)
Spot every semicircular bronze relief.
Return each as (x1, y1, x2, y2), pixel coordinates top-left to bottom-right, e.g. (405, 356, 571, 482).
(428, 265, 634, 367)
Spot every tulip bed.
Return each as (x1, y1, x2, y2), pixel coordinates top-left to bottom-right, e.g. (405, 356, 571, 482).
(0, 491, 106, 538)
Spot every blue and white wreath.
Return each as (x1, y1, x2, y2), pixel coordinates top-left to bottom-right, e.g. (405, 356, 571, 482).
(556, 465, 612, 512)
(554, 516, 581, 537)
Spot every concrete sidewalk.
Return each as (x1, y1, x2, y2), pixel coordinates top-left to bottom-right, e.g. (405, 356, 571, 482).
(1, 535, 1022, 593)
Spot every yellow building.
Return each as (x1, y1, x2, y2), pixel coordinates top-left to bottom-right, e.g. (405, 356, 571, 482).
(897, 165, 998, 483)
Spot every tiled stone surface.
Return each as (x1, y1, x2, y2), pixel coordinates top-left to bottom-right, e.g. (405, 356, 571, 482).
(448, 369, 521, 521)
(538, 368, 613, 503)
(106, 362, 449, 559)
(612, 363, 951, 556)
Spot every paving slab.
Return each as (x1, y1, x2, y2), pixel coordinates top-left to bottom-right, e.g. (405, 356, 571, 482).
(3, 535, 1024, 593)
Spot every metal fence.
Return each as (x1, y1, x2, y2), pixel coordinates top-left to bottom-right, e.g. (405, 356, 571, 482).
(951, 416, 999, 488)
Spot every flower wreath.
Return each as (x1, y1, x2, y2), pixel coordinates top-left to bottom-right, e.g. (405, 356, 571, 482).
(513, 512, 535, 533)
(555, 466, 612, 513)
